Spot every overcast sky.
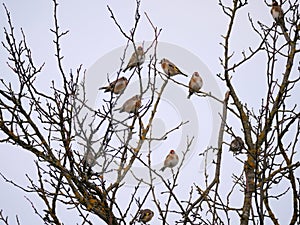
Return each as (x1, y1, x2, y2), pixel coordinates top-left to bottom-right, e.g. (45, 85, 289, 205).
(0, 1, 299, 224)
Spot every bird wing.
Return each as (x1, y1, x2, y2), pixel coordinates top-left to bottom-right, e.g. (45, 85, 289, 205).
(109, 79, 118, 88)
(168, 62, 180, 73)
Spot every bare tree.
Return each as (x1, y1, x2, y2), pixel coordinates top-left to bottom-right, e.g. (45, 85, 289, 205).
(0, 0, 299, 225)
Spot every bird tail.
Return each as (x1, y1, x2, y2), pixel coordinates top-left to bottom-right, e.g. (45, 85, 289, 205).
(160, 167, 166, 172)
(282, 23, 288, 32)
(187, 92, 192, 99)
(99, 87, 111, 93)
(113, 107, 122, 112)
(278, 19, 288, 32)
(181, 73, 188, 77)
(123, 67, 129, 73)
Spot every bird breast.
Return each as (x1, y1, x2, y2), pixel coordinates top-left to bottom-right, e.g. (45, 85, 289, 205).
(138, 54, 145, 64)
(272, 9, 280, 19)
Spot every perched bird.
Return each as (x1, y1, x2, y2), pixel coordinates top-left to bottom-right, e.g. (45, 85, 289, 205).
(188, 72, 203, 99)
(99, 77, 128, 94)
(123, 46, 145, 72)
(160, 58, 188, 77)
(118, 95, 142, 114)
(229, 136, 245, 155)
(138, 209, 154, 224)
(81, 151, 96, 178)
(271, 0, 288, 32)
(82, 151, 96, 168)
(160, 150, 179, 172)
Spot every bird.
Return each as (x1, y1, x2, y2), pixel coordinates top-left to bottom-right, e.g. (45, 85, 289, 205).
(188, 72, 203, 99)
(271, 0, 288, 32)
(99, 77, 128, 94)
(123, 46, 145, 72)
(82, 151, 96, 168)
(118, 95, 142, 114)
(229, 136, 245, 155)
(159, 58, 188, 77)
(81, 151, 97, 179)
(138, 209, 154, 224)
(160, 149, 179, 172)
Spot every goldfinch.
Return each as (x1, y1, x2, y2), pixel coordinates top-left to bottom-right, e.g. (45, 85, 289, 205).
(188, 72, 203, 99)
(160, 58, 188, 77)
(271, 0, 288, 32)
(160, 149, 179, 172)
(118, 95, 142, 114)
(99, 77, 128, 94)
(123, 46, 145, 72)
(229, 136, 245, 155)
(138, 209, 154, 224)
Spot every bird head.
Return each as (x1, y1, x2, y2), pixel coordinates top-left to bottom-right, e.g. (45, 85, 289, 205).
(120, 77, 128, 82)
(193, 72, 200, 77)
(272, 0, 278, 6)
(170, 149, 176, 154)
(136, 46, 144, 56)
(159, 58, 166, 64)
(133, 95, 141, 100)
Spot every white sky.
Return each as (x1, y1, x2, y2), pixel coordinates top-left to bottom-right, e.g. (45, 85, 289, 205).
(0, 1, 299, 224)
